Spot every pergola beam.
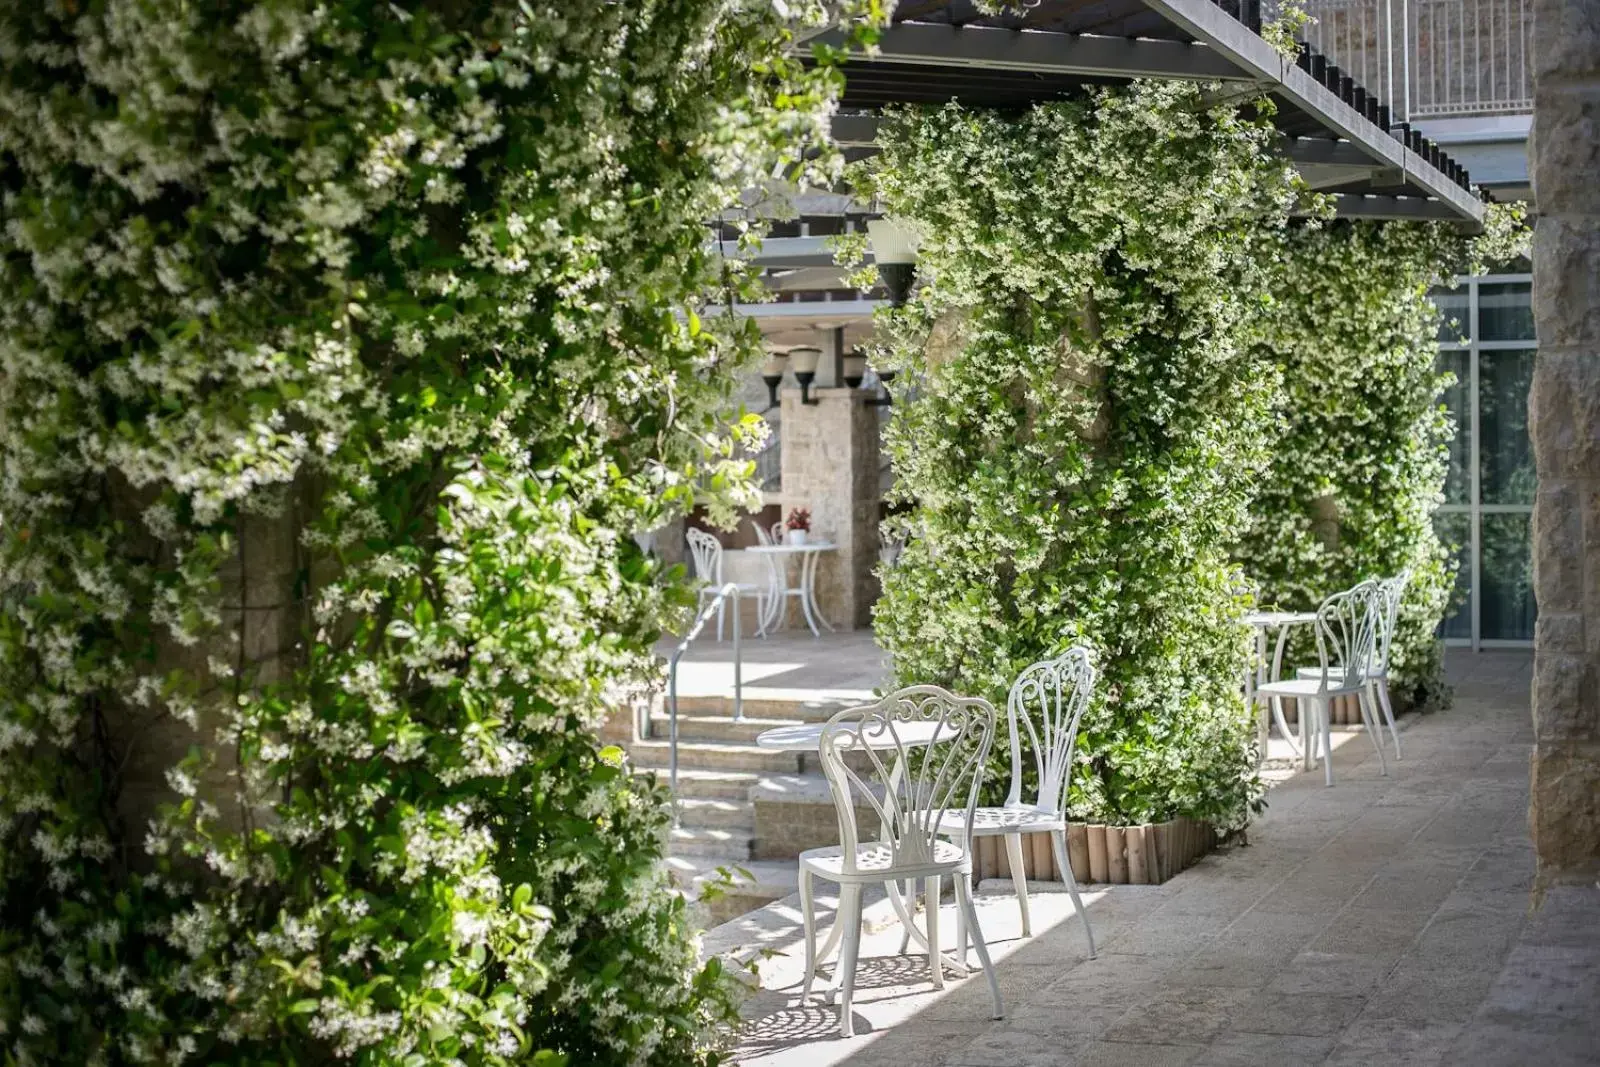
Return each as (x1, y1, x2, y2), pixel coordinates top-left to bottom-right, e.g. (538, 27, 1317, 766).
(1323, 194, 1462, 221)
(810, 21, 1249, 81)
(838, 114, 1382, 171)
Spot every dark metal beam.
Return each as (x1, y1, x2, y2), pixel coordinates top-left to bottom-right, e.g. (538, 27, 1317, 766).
(836, 115, 1384, 175)
(810, 20, 1249, 81)
(1322, 194, 1462, 221)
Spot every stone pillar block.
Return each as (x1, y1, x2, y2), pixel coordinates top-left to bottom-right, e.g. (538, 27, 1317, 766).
(1529, 0, 1600, 883)
(778, 387, 881, 629)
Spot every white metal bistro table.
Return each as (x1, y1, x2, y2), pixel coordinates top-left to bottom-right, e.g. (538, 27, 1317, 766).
(755, 719, 971, 978)
(1243, 610, 1318, 764)
(747, 541, 837, 637)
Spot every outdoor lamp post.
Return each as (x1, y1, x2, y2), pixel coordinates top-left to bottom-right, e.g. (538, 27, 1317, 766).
(761, 349, 788, 411)
(788, 345, 821, 405)
(866, 217, 920, 308)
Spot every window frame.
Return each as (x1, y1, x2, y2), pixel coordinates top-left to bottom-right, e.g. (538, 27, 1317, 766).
(1436, 271, 1536, 649)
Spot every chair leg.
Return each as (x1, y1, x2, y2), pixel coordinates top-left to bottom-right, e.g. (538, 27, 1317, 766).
(1052, 829, 1096, 959)
(799, 868, 817, 1003)
(897, 878, 915, 956)
(1319, 697, 1335, 787)
(1004, 833, 1032, 938)
(953, 868, 969, 970)
(715, 601, 725, 642)
(955, 873, 1004, 1020)
(835, 884, 863, 1038)
(924, 876, 944, 989)
(1359, 684, 1388, 777)
(1377, 678, 1402, 759)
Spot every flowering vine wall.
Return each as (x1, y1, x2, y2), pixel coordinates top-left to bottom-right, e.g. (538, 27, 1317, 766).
(1239, 214, 1529, 710)
(0, 2, 876, 1063)
(865, 84, 1304, 828)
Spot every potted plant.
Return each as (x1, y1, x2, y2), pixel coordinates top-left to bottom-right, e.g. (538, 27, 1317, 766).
(785, 508, 811, 546)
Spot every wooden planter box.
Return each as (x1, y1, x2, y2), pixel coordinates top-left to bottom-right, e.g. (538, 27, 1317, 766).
(970, 817, 1217, 886)
(1274, 693, 1365, 726)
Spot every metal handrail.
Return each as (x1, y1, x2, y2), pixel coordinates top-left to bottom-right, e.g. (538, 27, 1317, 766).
(665, 582, 744, 822)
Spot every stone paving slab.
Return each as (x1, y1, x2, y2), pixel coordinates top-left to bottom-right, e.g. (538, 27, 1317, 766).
(730, 649, 1600, 1066)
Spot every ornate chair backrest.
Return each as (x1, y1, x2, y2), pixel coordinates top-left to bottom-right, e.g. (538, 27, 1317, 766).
(818, 686, 996, 875)
(685, 528, 722, 585)
(1312, 579, 1382, 691)
(753, 521, 774, 547)
(1372, 570, 1410, 674)
(770, 521, 786, 544)
(879, 534, 905, 570)
(1005, 647, 1097, 815)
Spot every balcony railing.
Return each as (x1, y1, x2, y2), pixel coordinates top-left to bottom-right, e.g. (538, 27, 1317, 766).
(1298, 0, 1532, 119)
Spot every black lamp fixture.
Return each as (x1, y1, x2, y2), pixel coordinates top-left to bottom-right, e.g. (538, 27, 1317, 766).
(867, 217, 920, 308)
(760, 348, 788, 411)
(843, 348, 896, 407)
(789, 345, 821, 405)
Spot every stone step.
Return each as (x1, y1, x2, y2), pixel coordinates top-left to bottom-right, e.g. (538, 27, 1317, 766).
(667, 856, 798, 922)
(636, 767, 762, 800)
(661, 693, 869, 723)
(646, 712, 804, 745)
(669, 825, 754, 859)
(629, 739, 802, 775)
(675, 796, 758, 831)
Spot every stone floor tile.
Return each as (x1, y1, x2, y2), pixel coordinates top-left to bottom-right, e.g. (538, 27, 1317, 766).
(1356, 965, 1499, 1025)
(1003, 997, 1132, 1038)
(1444, 1020, 1600, 1067)
(1070, 1040, 1205, 1067)
(1323, 1019, 1464, 1067)
(949, 1025, 1090, 1067)
(1189, 1031, 1339, 1066)
(1269, 949, 1398, 995)
(1520, 884, 1600, 948)
(1228, 991, 1367, 1036)
(1098, 987, 1252, 1046)
(1474, 942, 1600, 1035)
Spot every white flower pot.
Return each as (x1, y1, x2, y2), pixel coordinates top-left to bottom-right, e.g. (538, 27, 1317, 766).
(786, 529, 808, 546)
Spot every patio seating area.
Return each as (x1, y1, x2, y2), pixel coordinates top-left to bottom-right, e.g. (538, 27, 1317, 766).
(726, 647, 1600, 1066)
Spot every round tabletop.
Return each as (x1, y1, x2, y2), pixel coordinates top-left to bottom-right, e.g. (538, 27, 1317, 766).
(746, 542, 837, 554)
(755, 718, 946, 752)
(1243, 610, 1318, 627)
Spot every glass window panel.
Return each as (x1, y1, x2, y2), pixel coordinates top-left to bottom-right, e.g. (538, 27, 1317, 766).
(1434, 511, 1472, 640)
(1481, 513, 1536, 641)
(1479, 349, 1536, 505)
(1438, 350, 1471, 505)
(1432, 285, 1471, 343)
(1478, 281, 1535, 341)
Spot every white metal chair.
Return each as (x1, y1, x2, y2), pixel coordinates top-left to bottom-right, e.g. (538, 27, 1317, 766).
(685, 528, 766, 641)
(798, 686, 1003, 1038)
(752, 520, 799, 634)
(1257, 580, 1388, 786)
(909, 647, 1099, 962)
(1294, 570, 1408, 760)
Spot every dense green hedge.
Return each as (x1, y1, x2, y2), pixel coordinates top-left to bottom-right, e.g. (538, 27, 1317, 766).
(864, 84, 1303, 828)
(0, 3, 876, 1063)
(1239, 216, 1528, 711)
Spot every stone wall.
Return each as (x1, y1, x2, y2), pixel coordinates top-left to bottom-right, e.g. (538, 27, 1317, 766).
(778, 386, 881, 629)
(1528, 0, 1600, 883)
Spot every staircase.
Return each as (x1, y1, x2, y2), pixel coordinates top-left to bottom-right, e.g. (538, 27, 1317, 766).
(606, 691, 857, 925)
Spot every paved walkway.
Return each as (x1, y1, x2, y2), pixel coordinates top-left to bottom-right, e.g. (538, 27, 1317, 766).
(732, 649, 1600, 1066)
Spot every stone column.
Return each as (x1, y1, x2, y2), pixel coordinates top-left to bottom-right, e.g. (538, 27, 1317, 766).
(1528, 0, 1600, 883)
(779, 386, 881, 629)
